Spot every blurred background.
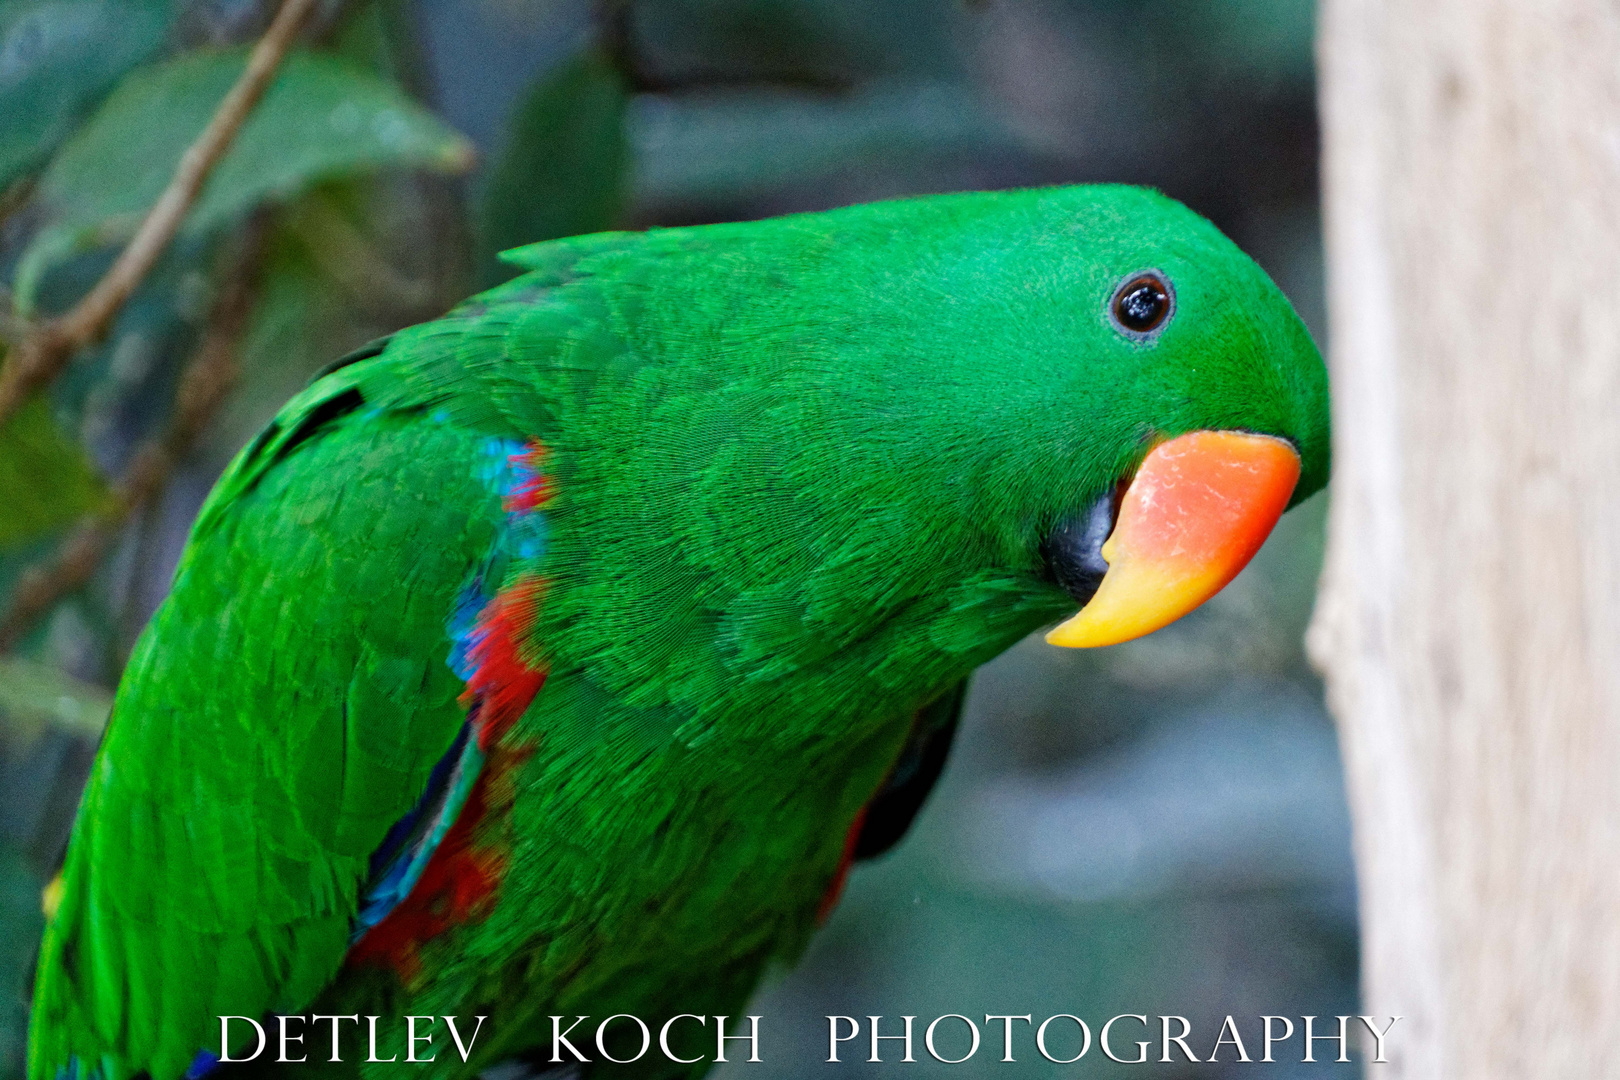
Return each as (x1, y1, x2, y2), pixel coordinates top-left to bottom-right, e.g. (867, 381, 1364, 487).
(0, 0, 1351, 1075)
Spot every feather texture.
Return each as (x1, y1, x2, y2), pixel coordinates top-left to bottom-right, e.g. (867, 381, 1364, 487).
(29, 187, 1328, 1080)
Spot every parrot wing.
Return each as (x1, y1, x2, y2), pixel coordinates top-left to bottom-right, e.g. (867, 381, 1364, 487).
(853, 680, 966, 860)
(26, 238, 640, 1080)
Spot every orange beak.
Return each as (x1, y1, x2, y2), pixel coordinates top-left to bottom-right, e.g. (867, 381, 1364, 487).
(1045, 430, 1301, 648)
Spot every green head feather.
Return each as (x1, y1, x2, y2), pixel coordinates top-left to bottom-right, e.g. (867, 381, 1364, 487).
(494, 184, 1328, 726)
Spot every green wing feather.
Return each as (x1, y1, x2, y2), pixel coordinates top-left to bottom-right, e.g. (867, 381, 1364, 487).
(26, 238, 641, 1080)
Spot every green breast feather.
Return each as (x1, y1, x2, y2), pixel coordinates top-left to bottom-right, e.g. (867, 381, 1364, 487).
(28, 186, 1328, 1080)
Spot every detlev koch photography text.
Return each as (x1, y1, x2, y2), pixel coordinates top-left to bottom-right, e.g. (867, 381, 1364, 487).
(208, 1012, 1400, 1068)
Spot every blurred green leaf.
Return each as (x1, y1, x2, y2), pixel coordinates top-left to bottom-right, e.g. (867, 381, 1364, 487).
(631, 0, 941, 85)
(632, 80, 1010, 207)
(0, 0, 171, 189)
(199, 212, 363, 466)
(1173, 0, 1316, 83)
(0, 394, 105, 548)
(13, 46, 475, 311)
(479, 45, 627, 285)
(0, 654, 110, 749)
(330, 0, 432, 90)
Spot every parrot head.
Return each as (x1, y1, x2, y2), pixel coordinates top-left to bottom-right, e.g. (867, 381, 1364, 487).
(536, 184, 1329, 689)
(1008, 188, 1329, 648)
(951, 185, 1331, 648)
(751, 183, 1332, 653)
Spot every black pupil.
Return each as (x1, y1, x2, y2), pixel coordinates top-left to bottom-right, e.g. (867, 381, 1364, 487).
(1116, 278, 1168, 332)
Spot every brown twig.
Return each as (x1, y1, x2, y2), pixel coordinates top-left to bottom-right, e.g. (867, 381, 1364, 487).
(0, 0, 317, 429)
(0, 230, 265, 651)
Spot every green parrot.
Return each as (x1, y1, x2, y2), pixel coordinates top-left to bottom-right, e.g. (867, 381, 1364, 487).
(27, 185, 1327, 1079)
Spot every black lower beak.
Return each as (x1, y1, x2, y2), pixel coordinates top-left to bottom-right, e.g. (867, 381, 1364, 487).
(1040, 489, 1117, 607)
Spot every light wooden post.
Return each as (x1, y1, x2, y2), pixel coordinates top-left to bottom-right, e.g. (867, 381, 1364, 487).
(1311, 2, 1620, 1076)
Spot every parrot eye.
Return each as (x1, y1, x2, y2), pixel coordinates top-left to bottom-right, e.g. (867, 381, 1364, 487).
(1109, 271, 1174, 339)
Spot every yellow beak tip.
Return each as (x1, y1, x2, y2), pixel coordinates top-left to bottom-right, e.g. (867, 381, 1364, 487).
(1042, 430, 1302, 650)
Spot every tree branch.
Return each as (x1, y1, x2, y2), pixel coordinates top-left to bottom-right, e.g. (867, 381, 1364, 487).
(0, 0, 317, 429)
(0, 227, 266, 652)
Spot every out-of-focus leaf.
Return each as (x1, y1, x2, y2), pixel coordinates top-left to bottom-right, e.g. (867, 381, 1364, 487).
(14, 46, 475, 311)
(199, 207, 369, 467)
(631, 0, 940, 85)
(479, 45, 627, 285)
(0, 655, 110, 750)
(331, 0, 431, 91)
(0, 0, 171, 188)
(285, 187, 433, 316)
(72, 249, 213, 475)
(1169, 0, 1316, 83)
(631, 80, 1012, 207)
(0, 394, 105, 547)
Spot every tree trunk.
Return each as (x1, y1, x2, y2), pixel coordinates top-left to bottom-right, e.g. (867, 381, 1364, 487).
(1311, 2, 1620, 1076)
